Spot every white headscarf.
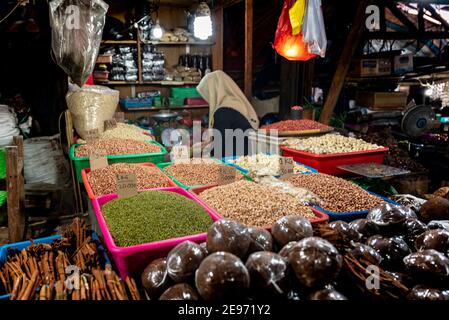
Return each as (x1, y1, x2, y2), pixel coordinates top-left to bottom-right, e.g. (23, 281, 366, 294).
(197, 70, 260, 129)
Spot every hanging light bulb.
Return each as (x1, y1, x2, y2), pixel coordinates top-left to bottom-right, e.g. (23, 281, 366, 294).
(194, 2, 213, 40)
(151, 19, 163, 40)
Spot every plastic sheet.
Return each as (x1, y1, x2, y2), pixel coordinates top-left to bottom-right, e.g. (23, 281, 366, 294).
(302, 0, 327, 57)
(278, 241, 299, 258)
(141, 258, 172, 299)
(159, 283, 199, 300)
(350, 243, 383, 265)
(49, 0, 108, 86)
(309, 287, 347, 300)
(349, 219, 380, 241)
(195, 252, 250, 301)
(271, 215, 313, 247)
(390, 194, 427, 214)
(23, 134, 69, 186)
(245, 251, 290, 296)
(367, 203, 417, 235)
(329, 221, 362, 242)
(255, 175, 323, 206)
(403, 219, 428, 246)
(407, 285, 449, 300)
(247, 227, 273, 254)
(0, 105, 20, 147)
(206, 219, 251, 259)
(66, 85, 119, 139)
(415, 229, 449, 255)
(166, 241, 206, 283)
(288, 237, 342, 288)
(403, 249, 449, 282)
(366, 235, 411, 269)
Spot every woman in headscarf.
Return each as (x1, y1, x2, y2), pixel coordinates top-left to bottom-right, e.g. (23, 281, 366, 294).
(196, 70, 259, 157)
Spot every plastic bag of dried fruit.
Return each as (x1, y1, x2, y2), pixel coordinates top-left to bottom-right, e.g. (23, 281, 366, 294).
(255, 175, 323, 206)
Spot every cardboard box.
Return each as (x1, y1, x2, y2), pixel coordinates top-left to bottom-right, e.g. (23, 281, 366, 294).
(356, 91, 408, 110)
(96, 54, 113, 64)
(394, 54, 413, 74)
(351, 58, 391, 77)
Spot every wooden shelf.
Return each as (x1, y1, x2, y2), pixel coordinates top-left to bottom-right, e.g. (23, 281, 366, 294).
(123, 104, 209, 111)
(96, 81, 200, 86)
(142, 81, 200, 86)
(101, 40, 138, 45)
(96, 81, 139, 85)
(141, 40, 215, 46)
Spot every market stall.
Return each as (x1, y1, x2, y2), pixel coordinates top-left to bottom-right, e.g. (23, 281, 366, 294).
(0, 0, 449, 305)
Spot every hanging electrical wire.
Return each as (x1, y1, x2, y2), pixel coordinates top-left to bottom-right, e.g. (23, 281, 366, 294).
(0, 0, 27, 25)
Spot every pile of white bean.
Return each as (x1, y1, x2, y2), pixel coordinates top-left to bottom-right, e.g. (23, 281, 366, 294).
(230, 153, 312, 175)
(283, 134, 383, 155)
(78, 123, 152, 143)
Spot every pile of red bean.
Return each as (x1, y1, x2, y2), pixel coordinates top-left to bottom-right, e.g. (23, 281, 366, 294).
(261, 120, 330, 132)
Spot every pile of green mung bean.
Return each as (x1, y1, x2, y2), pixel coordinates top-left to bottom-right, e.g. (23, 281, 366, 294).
(101, 191, 213, 247)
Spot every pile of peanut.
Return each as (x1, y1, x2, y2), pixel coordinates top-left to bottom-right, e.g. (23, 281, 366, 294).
(283, 173, 384, 213)
(283, 134, 383, 154)
(164, 161, 243, 186)
(87, 163, 173, 197)
(74, 138, 160, 157)
(198, 180, 315, 227)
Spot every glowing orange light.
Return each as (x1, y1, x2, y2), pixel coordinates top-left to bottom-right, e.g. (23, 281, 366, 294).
(276, 35, 314, 61)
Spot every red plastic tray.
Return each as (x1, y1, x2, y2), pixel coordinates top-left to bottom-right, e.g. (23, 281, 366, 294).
(81, 162, 178, 200)
(185, 97, 208, 106)
(189, 185, 329, 228)
(280, 146, 389, 175)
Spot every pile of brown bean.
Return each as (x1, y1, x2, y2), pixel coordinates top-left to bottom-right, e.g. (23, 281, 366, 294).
(261, 119, 330, 131)
(164, 161, 244, 186)
(74, 138, 160, 157)
(283, 173, 384, 213)
(198, 180, 315, 227)
(87, 163, 174, 197)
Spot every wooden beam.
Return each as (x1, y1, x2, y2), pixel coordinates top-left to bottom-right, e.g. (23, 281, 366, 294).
(244, 0, 253, 99)
(320, 0, 373, 125)
(13, 136, 24, 235)
(418, 4, 425, 32)
(386, 2, 418, 32)
(212, 5, 224, 71)
(65, 110, 83, 214)
(425, 4, 449, 31)
(366, 31, 449, 39)
(396, 0, 449, 4)
(6, 143, 25, 242)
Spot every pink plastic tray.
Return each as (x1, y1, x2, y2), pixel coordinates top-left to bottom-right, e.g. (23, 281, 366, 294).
(91, 187, 221, 279)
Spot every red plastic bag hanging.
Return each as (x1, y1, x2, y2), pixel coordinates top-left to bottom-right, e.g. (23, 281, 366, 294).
(274, 0, 316, 61)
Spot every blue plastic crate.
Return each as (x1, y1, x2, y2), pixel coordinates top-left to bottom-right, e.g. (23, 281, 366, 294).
(222, 155, 318, 176)
(0, 232, 111, 300)
(120, 97, 154, 109)
(312, 193, 400, 222)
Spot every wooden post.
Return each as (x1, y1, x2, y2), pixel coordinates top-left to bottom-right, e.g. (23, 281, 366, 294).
(65, 111, 83, 213)
(319, 0, 373, 124)
(244, 0, 253, 99)
(13, 136, 24, 229)
(212, 5, 224, 71)
(6, 141, 25, 242)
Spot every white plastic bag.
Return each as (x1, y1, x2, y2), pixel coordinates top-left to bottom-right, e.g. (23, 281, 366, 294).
(302, 0, 327, 57)
(49, 0, 109, 86)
